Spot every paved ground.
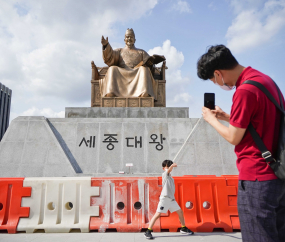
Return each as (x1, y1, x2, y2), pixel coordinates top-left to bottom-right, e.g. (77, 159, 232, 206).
(0, 232, 242, 242)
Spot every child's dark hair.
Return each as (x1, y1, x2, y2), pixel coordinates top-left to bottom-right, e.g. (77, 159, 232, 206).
(162, 160, 173, 168)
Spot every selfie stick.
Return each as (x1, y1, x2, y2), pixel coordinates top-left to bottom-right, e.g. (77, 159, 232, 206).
(173, 117, 203, 163)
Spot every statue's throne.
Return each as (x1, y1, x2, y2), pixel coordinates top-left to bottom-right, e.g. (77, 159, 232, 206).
(90, 61, 167, 107)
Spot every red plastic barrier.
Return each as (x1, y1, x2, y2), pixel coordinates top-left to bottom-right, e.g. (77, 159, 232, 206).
(160, 175, 240, 232)
(0, 178, 31, 233)
(221, 175, 240, 231)
(90, 177, 161, 232)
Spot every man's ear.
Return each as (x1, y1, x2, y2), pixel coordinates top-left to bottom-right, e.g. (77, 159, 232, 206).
(214, 70, 221, 78)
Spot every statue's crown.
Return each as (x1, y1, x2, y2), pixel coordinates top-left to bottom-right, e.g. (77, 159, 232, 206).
(125, 28, 135, 37)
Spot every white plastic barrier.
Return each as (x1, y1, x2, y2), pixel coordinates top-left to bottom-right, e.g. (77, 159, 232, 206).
(17, 177, 99, 233)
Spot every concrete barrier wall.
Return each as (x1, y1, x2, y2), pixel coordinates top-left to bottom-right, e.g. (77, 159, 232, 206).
(0, 117, 76, 177)
(0, 116, 238, 177)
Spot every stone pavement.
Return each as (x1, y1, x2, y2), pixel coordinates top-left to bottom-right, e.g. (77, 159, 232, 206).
(0, 232, 242, 242)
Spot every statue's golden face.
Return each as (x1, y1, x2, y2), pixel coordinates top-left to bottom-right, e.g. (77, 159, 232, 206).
(124, 33, 135, 48)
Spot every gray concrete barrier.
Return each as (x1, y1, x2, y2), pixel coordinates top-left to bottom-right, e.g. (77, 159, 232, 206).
(0, 116, 237, 177)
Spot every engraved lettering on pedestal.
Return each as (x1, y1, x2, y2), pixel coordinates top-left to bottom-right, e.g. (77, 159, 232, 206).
(103, 134, 118, 150)
(125, 136, 142, 148)
(79, 136, 96, 148)
(149, 134, 166, 151)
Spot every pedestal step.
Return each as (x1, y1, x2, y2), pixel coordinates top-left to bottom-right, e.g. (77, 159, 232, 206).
(65, 107, 189, 118)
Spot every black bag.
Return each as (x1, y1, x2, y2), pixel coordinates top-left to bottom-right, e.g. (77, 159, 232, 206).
(243, 80, 285, 180)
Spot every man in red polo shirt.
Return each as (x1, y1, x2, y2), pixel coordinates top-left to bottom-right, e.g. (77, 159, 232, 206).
(197, 45, 285, 242)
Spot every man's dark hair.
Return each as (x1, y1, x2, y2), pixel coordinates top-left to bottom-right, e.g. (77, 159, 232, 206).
(197, 45, 239, 80)
(162, 160, 173, 168)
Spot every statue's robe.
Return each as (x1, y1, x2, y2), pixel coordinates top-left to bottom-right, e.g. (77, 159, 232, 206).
(100, 43, 158, 99)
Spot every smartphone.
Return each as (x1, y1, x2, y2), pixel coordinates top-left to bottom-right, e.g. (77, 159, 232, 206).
(204, 93, 215, 110)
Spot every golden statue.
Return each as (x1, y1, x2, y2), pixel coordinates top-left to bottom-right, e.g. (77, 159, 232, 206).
(100, 28, 165, 99)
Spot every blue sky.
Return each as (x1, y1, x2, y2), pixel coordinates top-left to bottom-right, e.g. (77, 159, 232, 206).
(1, 0, 285, 120)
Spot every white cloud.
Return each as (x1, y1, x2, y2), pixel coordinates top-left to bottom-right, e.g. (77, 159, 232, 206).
(226, 0, 285, 53)
(148, 40, 192, 107)
(149, 40, 184, 71)
(172, 0, 192, 13)
(173, 92, 193, 103)
(0, 0, 158, 120)
(229, 0, 263, 14)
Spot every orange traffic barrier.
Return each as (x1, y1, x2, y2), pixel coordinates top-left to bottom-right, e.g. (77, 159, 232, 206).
(221, 175, 240, 231)
(0, 176, 240, 233)
(90, 177, 161, 232)
(0, 178, 31, 233)
(160, 175, 240, 232)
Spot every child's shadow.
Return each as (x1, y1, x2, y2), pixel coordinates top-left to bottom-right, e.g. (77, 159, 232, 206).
(152, 234, 195, 239)
(153, 232, 241, 240)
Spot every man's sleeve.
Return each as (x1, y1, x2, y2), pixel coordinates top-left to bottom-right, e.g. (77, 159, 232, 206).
(230, 89, 258, 129)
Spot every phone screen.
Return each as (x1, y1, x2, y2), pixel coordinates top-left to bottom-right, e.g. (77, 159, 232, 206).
(204, 93, 215, 110)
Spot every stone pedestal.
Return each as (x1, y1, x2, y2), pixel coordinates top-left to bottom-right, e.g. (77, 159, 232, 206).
(0, 113, 238, 177)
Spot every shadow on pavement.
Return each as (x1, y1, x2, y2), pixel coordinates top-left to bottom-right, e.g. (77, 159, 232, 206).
(153, 232, 241, 240)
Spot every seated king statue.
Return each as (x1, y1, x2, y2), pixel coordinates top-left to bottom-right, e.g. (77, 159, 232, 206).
(100, 28, 164, 99)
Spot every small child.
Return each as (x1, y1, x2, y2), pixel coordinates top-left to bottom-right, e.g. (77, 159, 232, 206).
(144, 160, 194, 239)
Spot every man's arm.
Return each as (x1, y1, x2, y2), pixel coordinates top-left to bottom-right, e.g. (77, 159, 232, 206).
(202, 107, 246, 145)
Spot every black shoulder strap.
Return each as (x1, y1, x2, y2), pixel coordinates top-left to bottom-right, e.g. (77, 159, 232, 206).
(243, 80, 284, 112)
(243, 80, 285, 163)
(275, 82, 284, 110)
(247, 123, 275, 162)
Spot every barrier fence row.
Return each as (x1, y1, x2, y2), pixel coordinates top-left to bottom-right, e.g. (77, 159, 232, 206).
(0, 176, 240, 234)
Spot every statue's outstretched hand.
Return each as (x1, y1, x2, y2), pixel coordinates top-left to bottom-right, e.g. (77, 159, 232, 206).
(101, 36, 109, 46)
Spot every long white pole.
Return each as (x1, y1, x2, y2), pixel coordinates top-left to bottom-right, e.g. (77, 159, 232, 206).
(173, 117, 203, 162)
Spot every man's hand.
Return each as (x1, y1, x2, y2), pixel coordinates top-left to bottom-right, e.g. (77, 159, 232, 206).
(172, 163, 177, 168)
(202, 106, 246, 146)
(101, 36, 109, 46)
(212, 106, 230, 122)
(202, 107, 217, 124)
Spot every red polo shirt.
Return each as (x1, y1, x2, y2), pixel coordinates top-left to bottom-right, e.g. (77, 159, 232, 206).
(230, 66, 284, 181)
